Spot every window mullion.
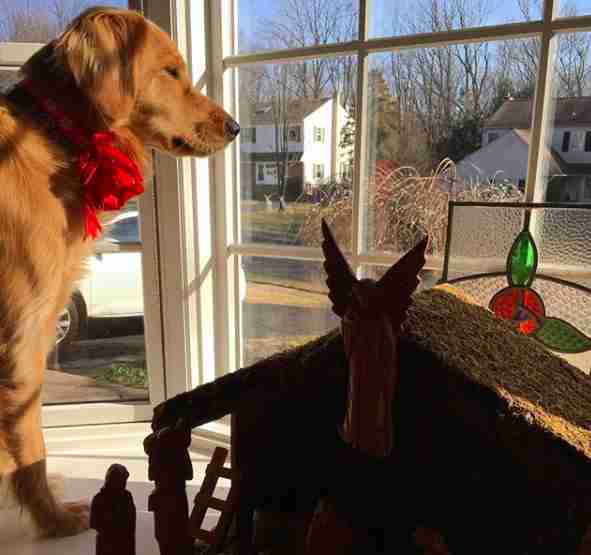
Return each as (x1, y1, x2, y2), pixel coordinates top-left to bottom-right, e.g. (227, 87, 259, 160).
(524, 0, 558, 202)
(351, 0, 370, 271)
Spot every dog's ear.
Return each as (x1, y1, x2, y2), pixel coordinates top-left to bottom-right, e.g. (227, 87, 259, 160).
(46, 8, 147, 123)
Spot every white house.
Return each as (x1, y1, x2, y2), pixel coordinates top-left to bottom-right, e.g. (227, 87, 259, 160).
(457, 97, 591, 202)
(239, 95, 350, 200)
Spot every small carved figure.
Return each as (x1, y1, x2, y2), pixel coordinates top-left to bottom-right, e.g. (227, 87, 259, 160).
(90, 463, 136, 555)
(321, 219, 427, 457)
(144, 419, 194, 555)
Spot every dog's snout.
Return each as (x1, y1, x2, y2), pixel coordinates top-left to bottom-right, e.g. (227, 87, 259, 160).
(224, 119, 240, 138)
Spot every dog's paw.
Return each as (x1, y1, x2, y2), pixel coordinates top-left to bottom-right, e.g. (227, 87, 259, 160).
(40, 500, 90, 538)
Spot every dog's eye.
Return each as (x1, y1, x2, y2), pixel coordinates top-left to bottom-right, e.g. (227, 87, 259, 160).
(165, 66, 180, 79)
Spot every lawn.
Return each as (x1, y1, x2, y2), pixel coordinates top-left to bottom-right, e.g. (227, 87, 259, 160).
(241, 202, 313, 244)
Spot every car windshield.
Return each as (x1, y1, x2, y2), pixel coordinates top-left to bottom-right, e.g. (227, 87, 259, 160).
(105, 216, 139, 243)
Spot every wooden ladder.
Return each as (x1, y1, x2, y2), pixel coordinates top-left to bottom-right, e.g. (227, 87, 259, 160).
(189, 446, 240, 554)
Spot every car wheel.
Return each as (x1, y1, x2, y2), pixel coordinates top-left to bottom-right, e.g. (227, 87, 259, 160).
(55, 294, 86, 348)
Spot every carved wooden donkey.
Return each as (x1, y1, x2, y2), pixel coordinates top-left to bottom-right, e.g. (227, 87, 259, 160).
(305, 220, 428, 555)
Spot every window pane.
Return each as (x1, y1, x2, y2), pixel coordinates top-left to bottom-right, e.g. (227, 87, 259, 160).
(0, 0, 127, 43)
(237, 57, 356, 250)
(363, 39, 539, 258)
(370, 0, 542, 39)
(45, 204, 149, 405)
(0, 67, 19, 91)
(237, 0, 358, 54)
(557, 0, 591, 18)
(542, 32, 591, 204)
(241, 257, 340, 365)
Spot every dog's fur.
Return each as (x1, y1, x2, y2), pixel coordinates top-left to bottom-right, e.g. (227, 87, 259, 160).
(0, 6, 238, 537)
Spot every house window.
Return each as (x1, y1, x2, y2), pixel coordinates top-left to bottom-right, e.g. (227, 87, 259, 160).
(573, 130, 585, 151)
(488, 132, 499, 143)
(340, 162, 352, 180)
(288, 126, 301, 142)
(257, 163, 265, 182)
(314, 127, 325, 143)
(242, 127, 256, 143)
(585, 132, 591, 152)
(584, 178, 591, 200)
(562, 131, 571, 152)
(313, 163, 325, 180)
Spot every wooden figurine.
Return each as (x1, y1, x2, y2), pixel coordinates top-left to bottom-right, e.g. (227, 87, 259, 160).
(90, 463, 136, 555)
(321, 219, 427, 457)
(305, 220, 427, 555)
(144, 419, 194, 555)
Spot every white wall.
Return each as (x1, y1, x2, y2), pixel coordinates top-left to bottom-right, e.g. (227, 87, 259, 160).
(456, 130, 529, 185)
(302, 101, 333, 184)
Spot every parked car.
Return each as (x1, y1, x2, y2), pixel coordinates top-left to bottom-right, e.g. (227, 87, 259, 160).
(55, 211, 248, 346)
(56, 211, 144, 346)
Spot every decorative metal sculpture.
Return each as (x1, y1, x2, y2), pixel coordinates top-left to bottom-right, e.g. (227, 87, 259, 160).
(321, 219, 428, 457)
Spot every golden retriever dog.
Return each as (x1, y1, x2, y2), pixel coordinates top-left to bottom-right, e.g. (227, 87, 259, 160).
(0, 6, 238, 537)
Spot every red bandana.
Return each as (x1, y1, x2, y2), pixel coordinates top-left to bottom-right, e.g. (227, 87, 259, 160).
(21, 80, 144, 239)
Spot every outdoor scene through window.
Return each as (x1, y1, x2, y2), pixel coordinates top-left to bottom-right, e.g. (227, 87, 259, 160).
(235, 0, 591, 372)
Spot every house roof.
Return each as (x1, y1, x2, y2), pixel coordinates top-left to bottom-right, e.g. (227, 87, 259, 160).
(513, 129, 567, 174)
(486, 97, 591, 128)
(243, 98, 331, 126)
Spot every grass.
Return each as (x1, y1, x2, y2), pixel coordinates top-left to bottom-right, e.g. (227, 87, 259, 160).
(241, 202, 312, 242)
(97, 363, 148, 389)
(244, 335, 320, 366)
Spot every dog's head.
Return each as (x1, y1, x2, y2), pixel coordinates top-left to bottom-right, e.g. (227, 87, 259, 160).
(21, 6, 239, 157)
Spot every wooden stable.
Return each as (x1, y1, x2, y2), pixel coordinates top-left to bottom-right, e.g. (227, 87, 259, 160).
(167, 286, 591, 554)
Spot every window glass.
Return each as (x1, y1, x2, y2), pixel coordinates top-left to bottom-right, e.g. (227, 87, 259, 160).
(240, 256, 340, 365)
(236, 0, 358, 54)
(370, 0, 542, 40)
(47, 204, 149, 405)
(0, 0, 128, 43)
(237, 57, 356, 248)
(557, 0, 591, 18)
(363, 38, 538, 258)
(542, 32, 591, 207)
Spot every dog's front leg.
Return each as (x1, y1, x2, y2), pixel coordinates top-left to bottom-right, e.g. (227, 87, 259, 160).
(1, 339, 90, 537)
(10, 394, 89, 537)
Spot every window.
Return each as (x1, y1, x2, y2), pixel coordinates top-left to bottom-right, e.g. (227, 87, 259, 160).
(585, 178, 591, 200)
(340, 162, 352, 180)
(573, 130, 585, 151)
(488, 132, 499, 143)
(562, 131, 571, 152)
(106, 214, 140, 243)
(585, 131, 591, 152)
(242, 126, 257, 143)
(256, 163, 265, 182)
(288, 126, 301, 142)
(313, 163, 325, 180)
(313, 126, 325, 143)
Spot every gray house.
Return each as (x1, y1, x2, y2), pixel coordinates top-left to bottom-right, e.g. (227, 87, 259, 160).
(457, 97, 591, 202)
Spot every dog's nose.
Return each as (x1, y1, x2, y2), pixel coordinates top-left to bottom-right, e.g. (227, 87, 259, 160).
(225, 119, 240, 138)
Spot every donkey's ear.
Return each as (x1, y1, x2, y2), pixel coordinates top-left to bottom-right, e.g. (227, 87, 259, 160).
(48, 8, 147, 122)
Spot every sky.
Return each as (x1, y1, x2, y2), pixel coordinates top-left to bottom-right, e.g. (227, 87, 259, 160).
(237, 0, 591, 51)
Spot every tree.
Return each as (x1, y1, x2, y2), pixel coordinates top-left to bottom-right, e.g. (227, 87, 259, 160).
(254, 0, 358, 104)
